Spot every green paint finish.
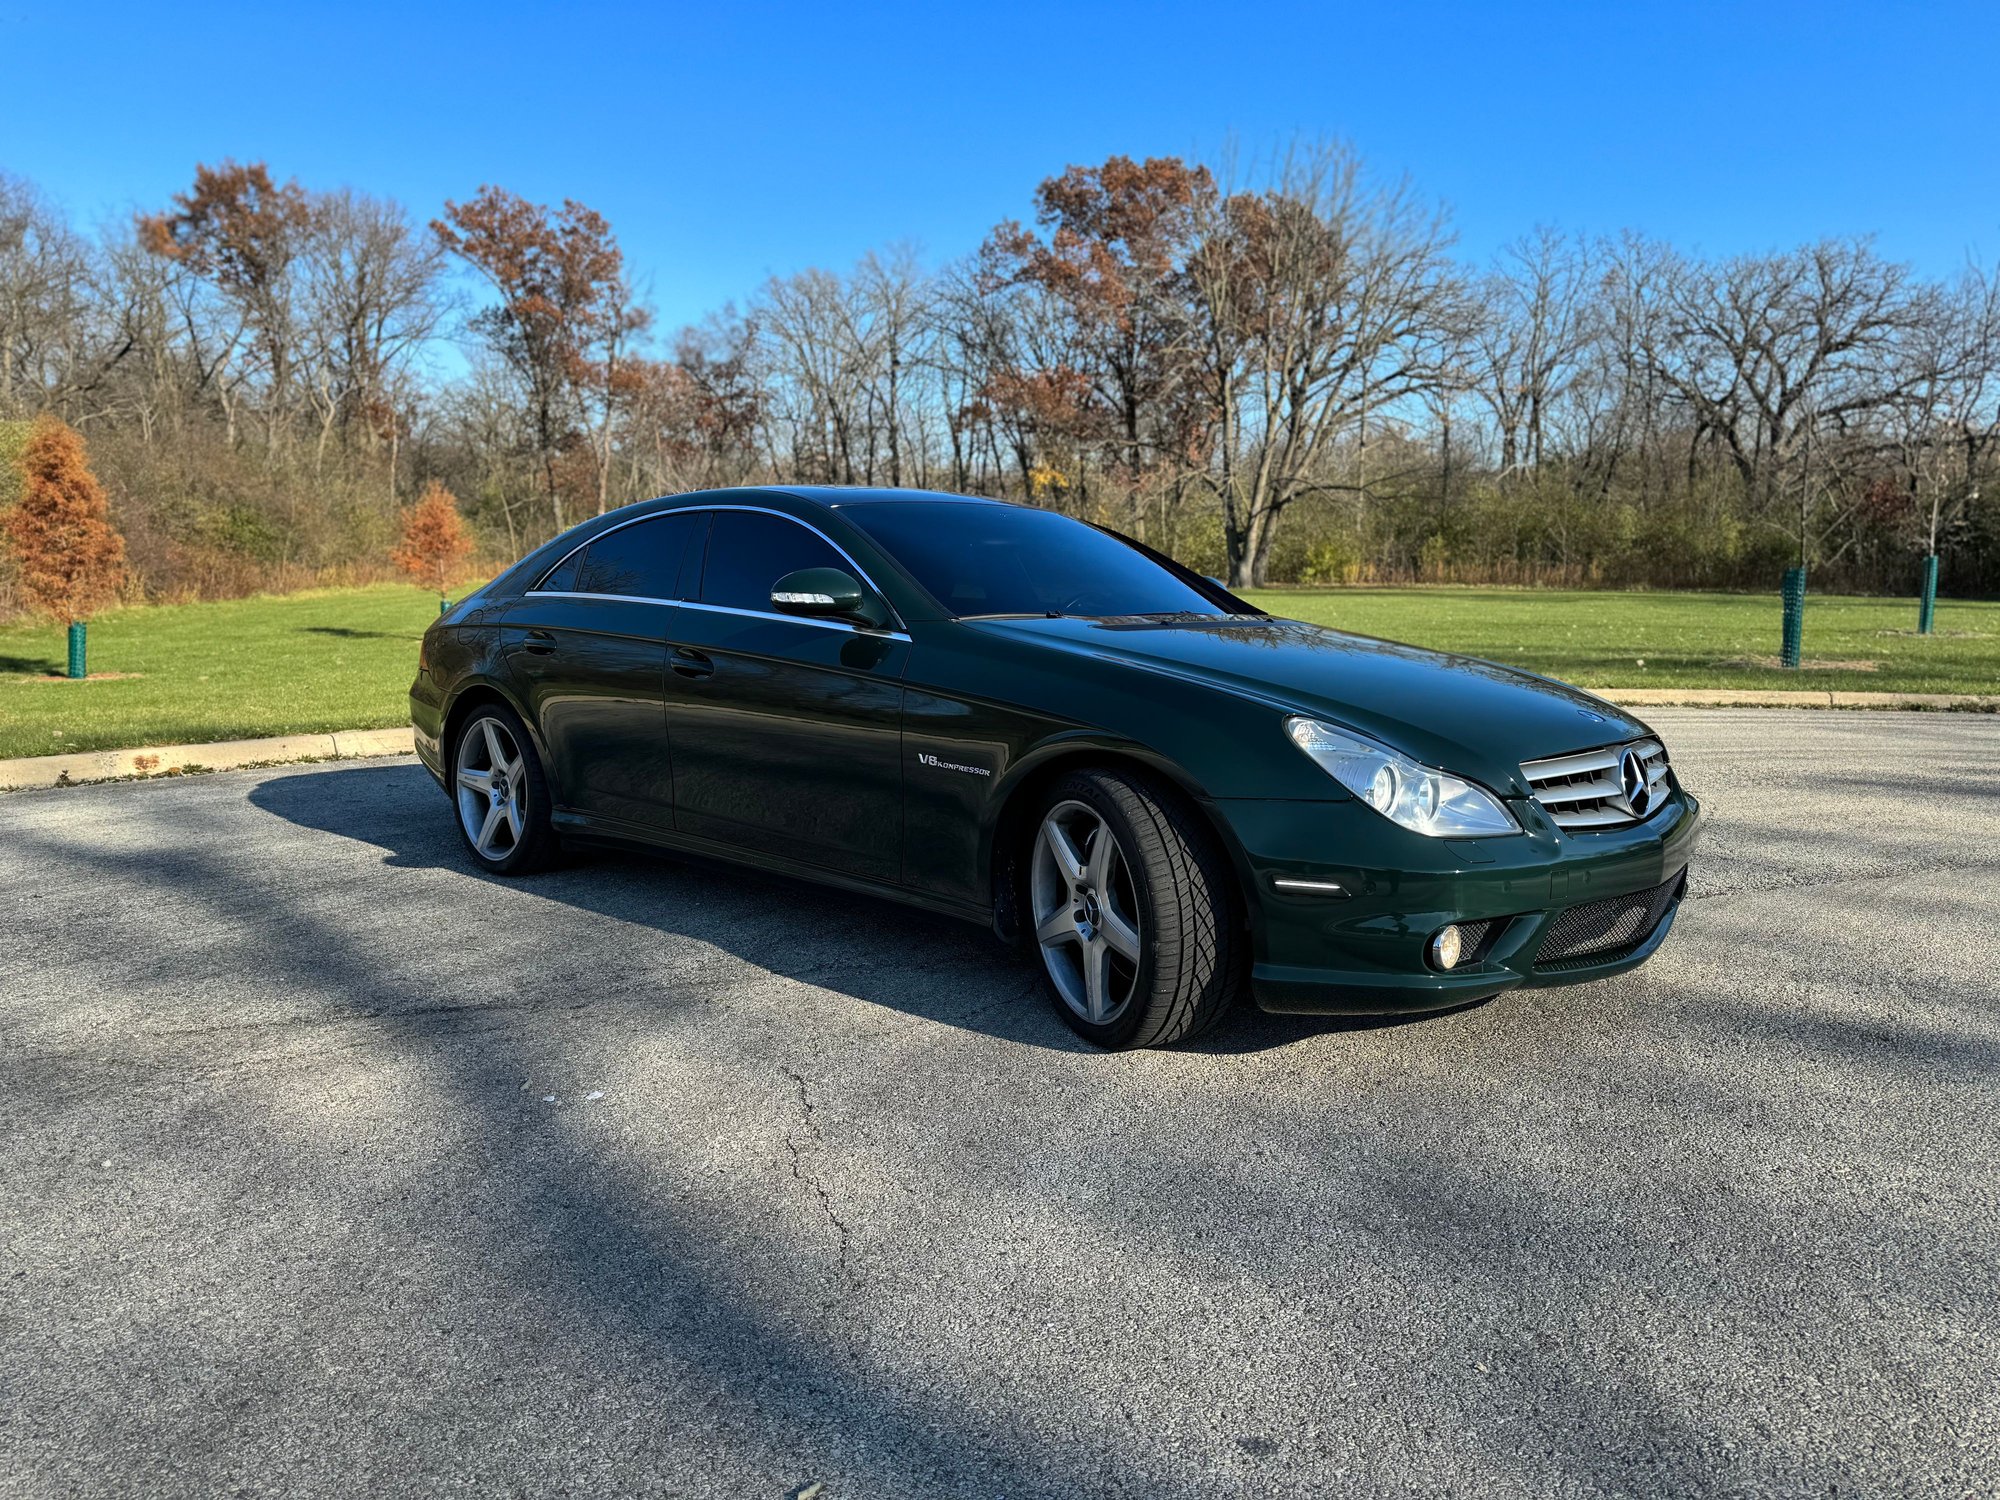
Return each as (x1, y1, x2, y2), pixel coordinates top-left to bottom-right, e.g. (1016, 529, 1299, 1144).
(411, 486, 1710, 1021)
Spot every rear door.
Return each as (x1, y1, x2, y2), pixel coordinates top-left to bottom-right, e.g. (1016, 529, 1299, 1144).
(501, 510, 704, 831)
(663, 508, 910, 883)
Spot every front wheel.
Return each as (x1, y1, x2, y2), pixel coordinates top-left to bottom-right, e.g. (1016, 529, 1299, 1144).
(1028, 768, 1243, 1049)
(451, 703, 558, 875)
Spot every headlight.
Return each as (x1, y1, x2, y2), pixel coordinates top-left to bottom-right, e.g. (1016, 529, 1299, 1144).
(1284, 717, 1519, 837)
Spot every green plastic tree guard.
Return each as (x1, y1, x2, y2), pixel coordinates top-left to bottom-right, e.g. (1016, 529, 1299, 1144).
(1780, 566, 1806, 669)
(440, 597, 450, 615)
(1918, 554, 1938, 635)
(66, 621, 87, 679)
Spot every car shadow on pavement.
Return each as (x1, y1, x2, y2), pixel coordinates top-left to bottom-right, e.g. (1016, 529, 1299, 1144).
(5, 782, 1112, 1495)
(19, 744, 1999, 1496)
(248, 761, 1457, 1055)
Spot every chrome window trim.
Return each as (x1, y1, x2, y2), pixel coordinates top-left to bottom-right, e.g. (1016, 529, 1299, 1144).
(521, 590, 910, 642)
(528, 502, 906, 631)
(524, 590, 671, 608)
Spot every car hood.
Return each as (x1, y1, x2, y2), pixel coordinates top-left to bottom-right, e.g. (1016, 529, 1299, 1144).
(967, 616, 1652, 796)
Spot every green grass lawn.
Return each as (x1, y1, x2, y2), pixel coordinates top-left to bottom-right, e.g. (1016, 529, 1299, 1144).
(1246, 587, 2000, 697)
(1, 582, 1995, 760)
(0, 583, 447, 759)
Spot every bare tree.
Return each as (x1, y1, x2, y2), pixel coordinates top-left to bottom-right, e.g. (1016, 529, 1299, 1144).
(854, 246, 931, 488)
(1639, 238, 1927, 564)
(299, 190, 449, 478)
(139, 162, 314, 454)
(434, 187, 638, 534)
(757, 266, 876, 482)
(1188, 142, 1462, 586)
(1470, 228, 1596, 475)
(619, 312, 764, 496)
(0, 174, 101, 417)
(1886, 261, 2000, 561)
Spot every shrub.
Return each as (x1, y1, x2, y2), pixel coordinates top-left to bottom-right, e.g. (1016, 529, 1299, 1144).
(4, 416, 127, 624)
(392, 480, 474, 601)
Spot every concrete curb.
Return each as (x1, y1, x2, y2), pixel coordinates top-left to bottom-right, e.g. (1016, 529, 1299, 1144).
(1587, 688, 2000, 711)
(0, 726, 415, 792)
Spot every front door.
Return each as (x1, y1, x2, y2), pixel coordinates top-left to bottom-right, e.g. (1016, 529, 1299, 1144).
(663, 508, 909, 883)
(501, 509, 704, 832)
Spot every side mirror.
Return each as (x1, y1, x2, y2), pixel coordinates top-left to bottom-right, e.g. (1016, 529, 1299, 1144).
(770, 567, 890, 629)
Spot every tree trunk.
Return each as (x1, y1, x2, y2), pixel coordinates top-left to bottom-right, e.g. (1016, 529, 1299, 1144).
(887, 345, 901, 487)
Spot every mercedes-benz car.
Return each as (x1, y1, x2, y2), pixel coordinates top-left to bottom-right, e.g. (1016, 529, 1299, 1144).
(411, 486, 1700, 1049)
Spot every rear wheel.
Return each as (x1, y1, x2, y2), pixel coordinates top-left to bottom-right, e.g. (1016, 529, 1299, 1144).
(1028, 768, 1242, 1049)
(451, 704, 557, 875)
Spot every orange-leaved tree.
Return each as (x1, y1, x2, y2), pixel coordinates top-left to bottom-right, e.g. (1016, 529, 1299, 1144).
(4, 415, 127, 679)
(392, 480, 474, 610)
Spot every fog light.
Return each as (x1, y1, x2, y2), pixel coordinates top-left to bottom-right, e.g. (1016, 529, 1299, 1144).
(1428, 925, 1464, 971)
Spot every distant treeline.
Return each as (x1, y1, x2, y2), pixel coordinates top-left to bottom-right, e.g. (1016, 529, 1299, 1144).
(2, 144, 1996, 609)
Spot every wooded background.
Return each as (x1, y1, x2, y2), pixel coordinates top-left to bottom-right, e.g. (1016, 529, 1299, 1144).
(3, 143, 1995, 610)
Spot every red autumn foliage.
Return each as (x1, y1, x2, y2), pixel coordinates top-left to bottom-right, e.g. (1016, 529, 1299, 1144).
(392, 481, 474, 597)
(4, 415, 127, 623)
(433, 186, 650, 528)
(977, 157, 1216, 475)
(137, 160, 312, 289)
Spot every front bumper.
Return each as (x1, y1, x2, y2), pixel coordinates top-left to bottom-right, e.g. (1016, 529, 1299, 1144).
(1213, 789, 1703, 1015)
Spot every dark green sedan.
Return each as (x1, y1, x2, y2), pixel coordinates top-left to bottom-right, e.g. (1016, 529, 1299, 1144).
(411, 487, 1700, 1049)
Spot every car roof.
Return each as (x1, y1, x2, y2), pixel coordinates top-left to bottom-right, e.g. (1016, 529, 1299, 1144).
(767, 486, 1008, 509)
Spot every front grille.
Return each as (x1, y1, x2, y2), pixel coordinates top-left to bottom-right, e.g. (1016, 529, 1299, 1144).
(1521, 738, 1670, 831)
(1534, 870, 1687, 971)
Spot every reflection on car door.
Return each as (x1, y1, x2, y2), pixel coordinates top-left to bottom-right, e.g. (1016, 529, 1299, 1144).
(501, 510, 703, 831)
(663, 508, 909, 883)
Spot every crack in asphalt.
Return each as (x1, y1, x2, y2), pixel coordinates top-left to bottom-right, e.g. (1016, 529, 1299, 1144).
(778, 1064, 856, 1285)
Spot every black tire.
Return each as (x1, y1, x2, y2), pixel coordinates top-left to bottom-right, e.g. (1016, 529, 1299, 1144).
(448, 702, 559, 875)
(1026, 767, 1243, 1049)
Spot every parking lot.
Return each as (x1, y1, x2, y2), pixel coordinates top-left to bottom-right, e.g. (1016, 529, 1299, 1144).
(3, 709, 1997, 1498)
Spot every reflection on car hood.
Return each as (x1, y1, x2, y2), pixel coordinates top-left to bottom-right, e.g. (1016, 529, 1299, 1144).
(968, 615, 1653, 795)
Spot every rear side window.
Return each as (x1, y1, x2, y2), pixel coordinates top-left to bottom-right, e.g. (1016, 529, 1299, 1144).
(536, 547, 583, 593)
(696, 511, 852, 612)
(569, 511, 703, 599)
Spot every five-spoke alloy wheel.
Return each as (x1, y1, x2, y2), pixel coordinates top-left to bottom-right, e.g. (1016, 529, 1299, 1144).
(451, 704, 556, 874)
(1032, 799, 1144, 1026)
(1025, 768, 1243, 1049)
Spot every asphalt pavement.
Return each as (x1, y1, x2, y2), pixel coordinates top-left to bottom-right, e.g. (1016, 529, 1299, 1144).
(3, 710, 1997, 1498)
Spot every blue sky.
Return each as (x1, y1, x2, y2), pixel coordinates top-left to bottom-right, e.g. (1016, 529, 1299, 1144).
(4, 0, 1996, 336)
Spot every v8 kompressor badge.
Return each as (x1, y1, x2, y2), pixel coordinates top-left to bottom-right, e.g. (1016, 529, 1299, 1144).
(917, 752, 991, 777)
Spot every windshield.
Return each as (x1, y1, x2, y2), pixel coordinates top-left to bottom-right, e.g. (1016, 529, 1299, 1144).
(848, 501, 1253, 620)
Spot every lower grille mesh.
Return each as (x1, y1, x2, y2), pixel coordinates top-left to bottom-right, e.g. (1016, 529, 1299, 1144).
(1534, 870, 1687, 970)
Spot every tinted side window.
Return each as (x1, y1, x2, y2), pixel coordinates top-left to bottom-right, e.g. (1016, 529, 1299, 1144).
(574, 512, 701, 599)
(697, 511, 850, 612)
(536, 547, 583, 593)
